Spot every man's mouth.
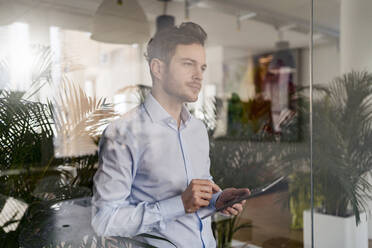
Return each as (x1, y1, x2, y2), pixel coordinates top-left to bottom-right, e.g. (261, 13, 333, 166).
(188, 83, 201, 91)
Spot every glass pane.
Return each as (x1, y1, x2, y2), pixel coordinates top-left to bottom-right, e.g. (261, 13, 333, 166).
(311, 0, 372, 247)
(0, 1, 311, 247)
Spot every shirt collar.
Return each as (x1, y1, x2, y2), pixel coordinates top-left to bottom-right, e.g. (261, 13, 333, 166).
(143, 93, 192, 126)
(180, 104, 192, 126)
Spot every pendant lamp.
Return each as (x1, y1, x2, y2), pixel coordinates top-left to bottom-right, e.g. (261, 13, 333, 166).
(91, 0, 150, 44)
(155, 0, 175, 33)
(268, 41, 296, 73)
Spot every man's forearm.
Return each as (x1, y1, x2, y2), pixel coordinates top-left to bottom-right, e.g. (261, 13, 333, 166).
(91, 195, 186, 237)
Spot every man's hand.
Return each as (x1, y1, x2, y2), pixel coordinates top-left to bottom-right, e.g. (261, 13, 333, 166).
(216, 188, 250, 216)
(182, 179, 221, 213)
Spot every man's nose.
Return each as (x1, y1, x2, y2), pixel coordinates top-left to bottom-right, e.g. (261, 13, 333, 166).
(193, 67, 203, 81)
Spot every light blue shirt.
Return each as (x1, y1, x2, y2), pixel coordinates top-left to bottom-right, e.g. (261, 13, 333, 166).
(91, 93, 221, 248)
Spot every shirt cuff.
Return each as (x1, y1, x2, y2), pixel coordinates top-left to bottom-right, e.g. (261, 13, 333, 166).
(210, 191, 223, 209)
(158, 195, 185, 222)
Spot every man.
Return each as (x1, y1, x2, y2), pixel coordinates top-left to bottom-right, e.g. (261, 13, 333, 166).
(92, 22, 249, 247)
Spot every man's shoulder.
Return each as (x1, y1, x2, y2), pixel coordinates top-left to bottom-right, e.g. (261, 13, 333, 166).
(189, 115, 207, 131)
(188, 115, 209, 139)
(103, 105, 146, 140)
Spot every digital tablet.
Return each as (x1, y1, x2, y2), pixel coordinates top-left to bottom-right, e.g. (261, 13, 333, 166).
(201, 176, 285, 219)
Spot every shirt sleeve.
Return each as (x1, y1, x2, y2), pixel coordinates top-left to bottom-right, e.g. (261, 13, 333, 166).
(91, 128, 186, 237)
(196, 153, 223, 217)
(209, 191, 222, 209)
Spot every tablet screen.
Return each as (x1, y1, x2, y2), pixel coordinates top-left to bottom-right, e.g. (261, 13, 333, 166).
(201, 176, 285, 219)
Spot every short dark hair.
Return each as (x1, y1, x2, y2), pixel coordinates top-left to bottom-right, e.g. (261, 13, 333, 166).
(145, 22, 207, 66)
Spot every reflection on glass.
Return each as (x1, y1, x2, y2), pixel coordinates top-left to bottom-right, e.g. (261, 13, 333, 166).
(0, 1, 318, 248)
(308, 0, 372, 247)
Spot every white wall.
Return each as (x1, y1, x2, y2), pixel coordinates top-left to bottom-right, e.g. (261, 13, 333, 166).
(300, 42, 340, 86)
(204, 46, 224, 98)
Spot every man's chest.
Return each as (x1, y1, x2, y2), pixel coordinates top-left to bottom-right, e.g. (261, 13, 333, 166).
(132, 127, 210, 200)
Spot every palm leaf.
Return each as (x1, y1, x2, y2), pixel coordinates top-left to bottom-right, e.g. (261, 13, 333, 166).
(136, 233, 177, 247)
(283, 71, 372, 225)
(52, 76, 118, 157)
(0, 59, 10, 89)
(0, 90, 54, 169)
(232, 222, 253, 234)
(23, 45, 53, 100)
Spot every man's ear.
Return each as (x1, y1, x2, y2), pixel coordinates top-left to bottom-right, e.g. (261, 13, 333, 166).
(150, 58, 165, 81)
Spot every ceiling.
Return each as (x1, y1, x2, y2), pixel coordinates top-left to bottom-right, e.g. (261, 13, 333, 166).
(0, 0, 340, 56)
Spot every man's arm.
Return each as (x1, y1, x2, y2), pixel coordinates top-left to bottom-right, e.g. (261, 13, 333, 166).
(91, 130, 186, 237)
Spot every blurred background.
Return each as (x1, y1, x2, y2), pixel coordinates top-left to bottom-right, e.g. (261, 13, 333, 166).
(0, 0, 371, 247)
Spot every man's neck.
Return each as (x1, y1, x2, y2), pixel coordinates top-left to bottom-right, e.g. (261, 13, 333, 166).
(150, 89, 183, 127)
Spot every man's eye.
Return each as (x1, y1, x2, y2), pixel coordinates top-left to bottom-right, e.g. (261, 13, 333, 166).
(183, 62, 192, 66)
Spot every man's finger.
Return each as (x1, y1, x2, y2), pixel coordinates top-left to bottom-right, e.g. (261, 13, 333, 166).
(197, 198, 210, 207)
(226, 207, 238, 215)
(232, 203, 243, 213)
(199, 185, 213, 193)
(191, 179, 221, 193)
(192, 179, 218, 187)
(211, 183, 221, 193)
(222, 209, 231, 215)
(198, 192, 212, 201)
(191, 179, 212, 185)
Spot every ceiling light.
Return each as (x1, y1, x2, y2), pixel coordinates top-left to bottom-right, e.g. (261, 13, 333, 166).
(237, 12, 256, 31)
(156, 0, 175, 33)
(268, 41, 296, 72)
(238, 12, 257, 21)
(91, 0, 150, 44)
(278, 23, 297, 32)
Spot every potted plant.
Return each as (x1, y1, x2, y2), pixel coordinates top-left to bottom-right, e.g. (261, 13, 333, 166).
(212, 213, 252, 248)
(208, 136, 280, 247)
(283, 71, 372, 248)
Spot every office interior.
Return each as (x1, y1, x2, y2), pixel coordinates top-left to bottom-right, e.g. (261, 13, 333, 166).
(0, 0, 371, 247)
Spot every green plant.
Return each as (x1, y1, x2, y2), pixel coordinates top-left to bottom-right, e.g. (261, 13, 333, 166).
(225, 92, 300, 141)
(209, 137, 279, 190)
(0, 46, 172, 247)
(0, 90, 56, 201)
(208, 134, 282, 246)
(283, 71, 372, 225)
(287, 172, 323, 229)
(212, 214, 252, 248)
(52, 78, 117, 157)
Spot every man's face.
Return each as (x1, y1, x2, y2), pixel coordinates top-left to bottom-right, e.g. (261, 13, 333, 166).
(161, 43, 207, 103)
